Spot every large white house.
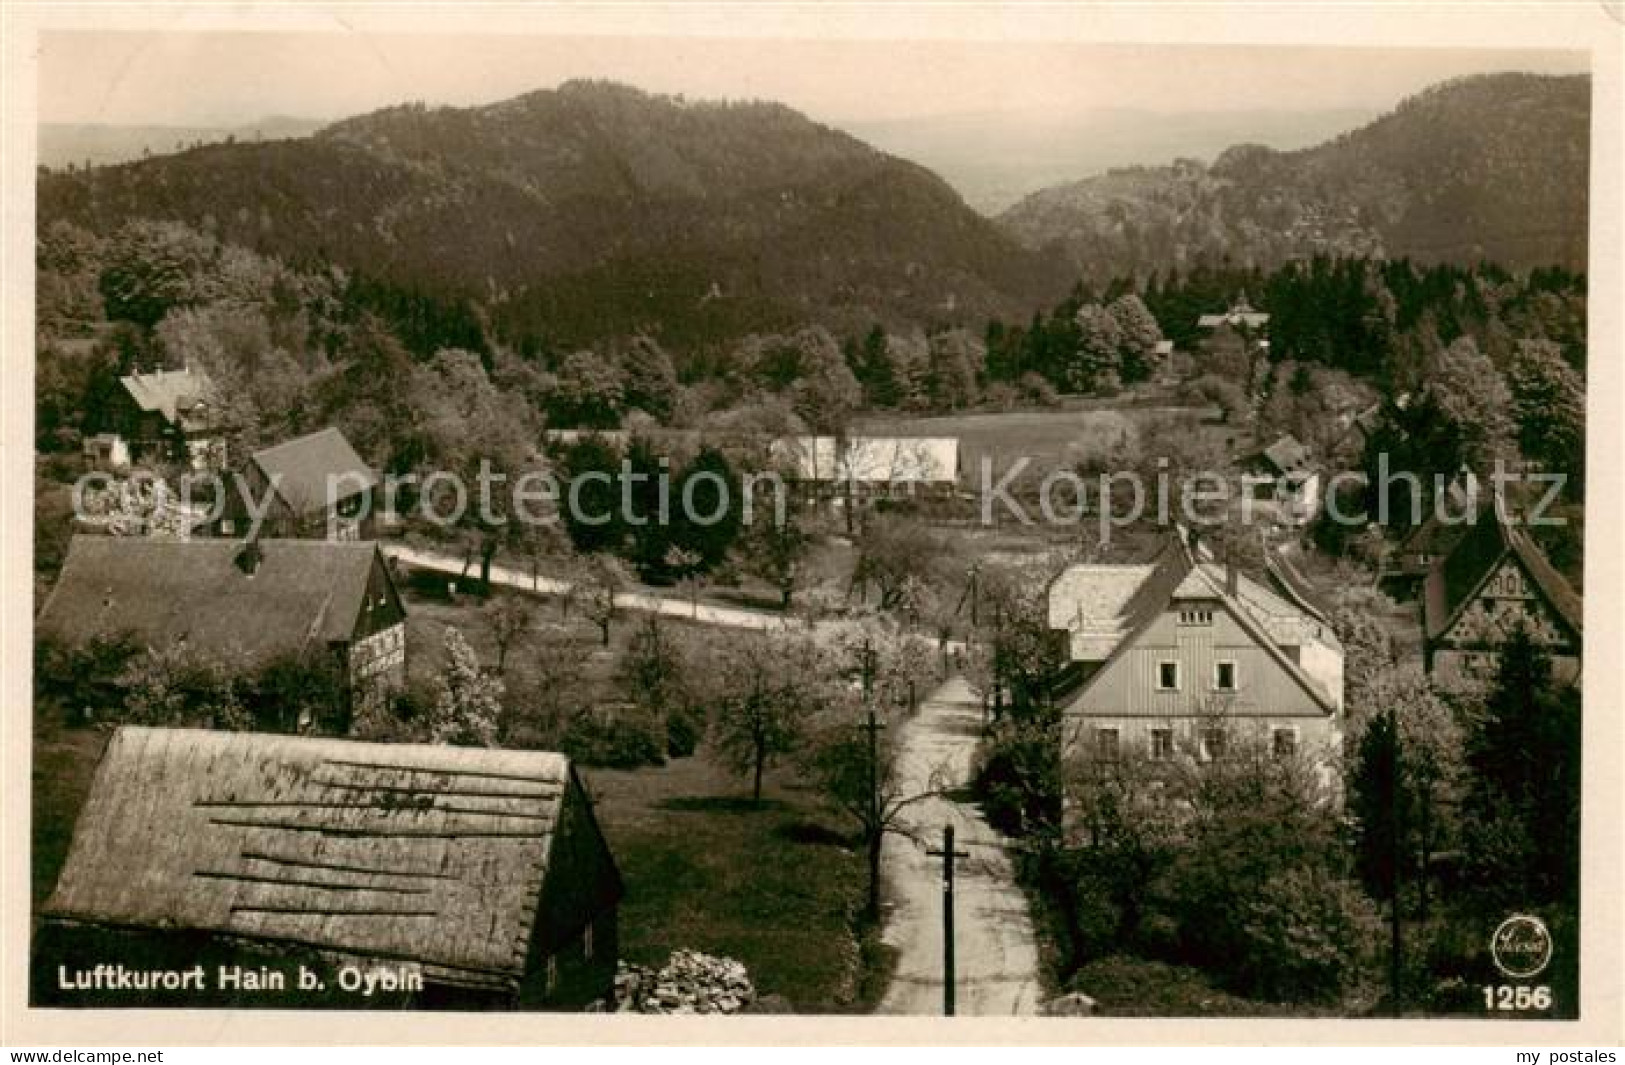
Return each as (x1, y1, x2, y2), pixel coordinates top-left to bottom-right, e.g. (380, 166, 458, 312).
(1047, 531, 1344, 795)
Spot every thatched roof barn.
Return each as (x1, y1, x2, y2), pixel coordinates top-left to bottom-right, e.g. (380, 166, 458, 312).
(35, 728, 623, 1009)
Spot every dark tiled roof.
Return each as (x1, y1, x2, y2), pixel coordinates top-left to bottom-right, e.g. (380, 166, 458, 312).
(1265, 548, 1333, 626)
(1506, 526, 1583, 637)
(252, 427, 378, 516)
(1424, 517, 1582, 641)
(45, 727, 594, 989)
(36, 535, 388, 666)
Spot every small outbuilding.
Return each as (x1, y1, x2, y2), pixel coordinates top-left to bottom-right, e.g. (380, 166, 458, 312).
(223, 426, 380, 540)
(34, 728, 624, 1010)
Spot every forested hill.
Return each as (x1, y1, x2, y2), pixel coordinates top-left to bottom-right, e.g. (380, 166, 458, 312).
(37, 80, 1065, 350)
(997, 73, 1590, 282)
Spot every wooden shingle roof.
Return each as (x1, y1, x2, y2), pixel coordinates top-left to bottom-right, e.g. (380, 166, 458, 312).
(119, 368, 216, 429)
(36, 536, 389, 666)
(45, 728, 590, 990)
(251, 427, 378, 516)
(1424, 516, 1583, 643)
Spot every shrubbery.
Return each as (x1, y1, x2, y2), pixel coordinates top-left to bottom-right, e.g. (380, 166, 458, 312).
(973, 715, 1062, 836)
(1231, 867, 1379, 1002)
(562, 704, 668, 769)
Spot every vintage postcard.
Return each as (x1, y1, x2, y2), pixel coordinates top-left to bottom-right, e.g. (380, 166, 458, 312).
(2, 1, 1620, 1048)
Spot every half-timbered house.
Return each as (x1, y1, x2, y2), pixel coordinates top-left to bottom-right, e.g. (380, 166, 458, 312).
(1423, 515, 1582, 689)
(36, 536, 407, 720)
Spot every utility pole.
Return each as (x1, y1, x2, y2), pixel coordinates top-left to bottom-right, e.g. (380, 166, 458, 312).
(1387, 707, 1404, 1017)
(858, 638, 886, 921)
(925, 824, 970, 1016)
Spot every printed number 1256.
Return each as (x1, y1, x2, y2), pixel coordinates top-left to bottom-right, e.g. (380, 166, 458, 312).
(1484, 985, 1552, 1011)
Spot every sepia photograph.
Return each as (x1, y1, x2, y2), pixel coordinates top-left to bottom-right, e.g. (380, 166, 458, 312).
(3, 2, 1620, 1048)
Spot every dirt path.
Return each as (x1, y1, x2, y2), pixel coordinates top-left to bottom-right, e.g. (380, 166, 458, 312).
(384, 542, 967, 652)
(877, 677, 1042, 1016)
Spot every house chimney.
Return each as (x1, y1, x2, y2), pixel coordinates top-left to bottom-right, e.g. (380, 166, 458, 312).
(235, 535, 263, 577)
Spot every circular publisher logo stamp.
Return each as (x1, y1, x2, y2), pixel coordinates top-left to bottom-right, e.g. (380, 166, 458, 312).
(1491, 914, 1553, 979)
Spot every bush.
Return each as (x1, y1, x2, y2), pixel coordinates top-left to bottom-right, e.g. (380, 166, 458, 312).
(665, 703, 705, 759)
(1018, 371, 1060, 407)
(563, 704, 667, 768)
(35, 631, 139, 726)
(353, 678, 433, 742)
(1231, 868, 1380, 1003)
(973, 716, 1061, 836)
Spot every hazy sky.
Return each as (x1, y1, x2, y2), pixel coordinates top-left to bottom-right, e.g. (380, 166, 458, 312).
(39, 31, 1589, 128)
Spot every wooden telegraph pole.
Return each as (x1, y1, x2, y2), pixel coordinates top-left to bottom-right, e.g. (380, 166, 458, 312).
(925, 824, 970, 1015)
(1388, 707, 1404, 1017)
(858, 638, 886, 922)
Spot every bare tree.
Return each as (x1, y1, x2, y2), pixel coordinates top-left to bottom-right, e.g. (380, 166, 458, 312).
(580, 554, 631, 646)
(709, 631, 824, 803)
(806, 623, 942, 919)
(483, 593, 536, 674)
(737, 507, 810, 609)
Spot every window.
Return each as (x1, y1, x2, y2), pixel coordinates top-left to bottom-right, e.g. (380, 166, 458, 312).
(220, 519, 235, 535)
(1179, 608, 1214, 626)
(545, 955, 558, 994)
(1200, 728, 1227, 762)
(1150, 728, 1174, 762)
(1273, 728, 1297, 760)
(1094, 727, 1119, 761)
(1157, 662, 1180, 691)
(583, 922, 594, 961)
(1214, 661, 1237, 692)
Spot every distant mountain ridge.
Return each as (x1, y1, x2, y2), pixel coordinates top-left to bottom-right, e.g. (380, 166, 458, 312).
(997, 72, 1590, 280)
(37, 81, 1064, 348)
(39, 117, 325, 170)
(848, 105, 1378, 215)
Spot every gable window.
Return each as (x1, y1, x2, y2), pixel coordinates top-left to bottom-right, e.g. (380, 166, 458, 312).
(1200, 728, 1227, 762)
(1179, 608, 1214, 626)
(1150, 728, 1174, 762)
(1156, 662, 1181, 691)
(1272, 728, 1298, 760)
(1093, 727, 1119, 761)
(1214, 661, 1238, 692)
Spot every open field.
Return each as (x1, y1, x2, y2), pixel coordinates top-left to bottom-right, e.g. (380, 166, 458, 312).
(856, 403, 1250, 483)
(404, 588, 886, 1009)
(583, 753, 882, 1011)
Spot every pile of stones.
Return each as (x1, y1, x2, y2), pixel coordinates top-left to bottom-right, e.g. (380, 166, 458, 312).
(601, 950, 755, 1014)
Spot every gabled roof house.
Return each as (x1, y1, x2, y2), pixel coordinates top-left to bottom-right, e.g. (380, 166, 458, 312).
(111, 366, 225, 469)
(225, 427, 380, 540)
(1047, 532, 1343, 793)
(36, 536, 407, 715)
(35, 728, 623, 1009)
(1423, 515, 1582, 689)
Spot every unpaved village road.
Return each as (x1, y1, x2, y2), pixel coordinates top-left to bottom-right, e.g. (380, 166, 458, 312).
(877, 677, 1042, 1016)
(382, 542, 966, 649)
